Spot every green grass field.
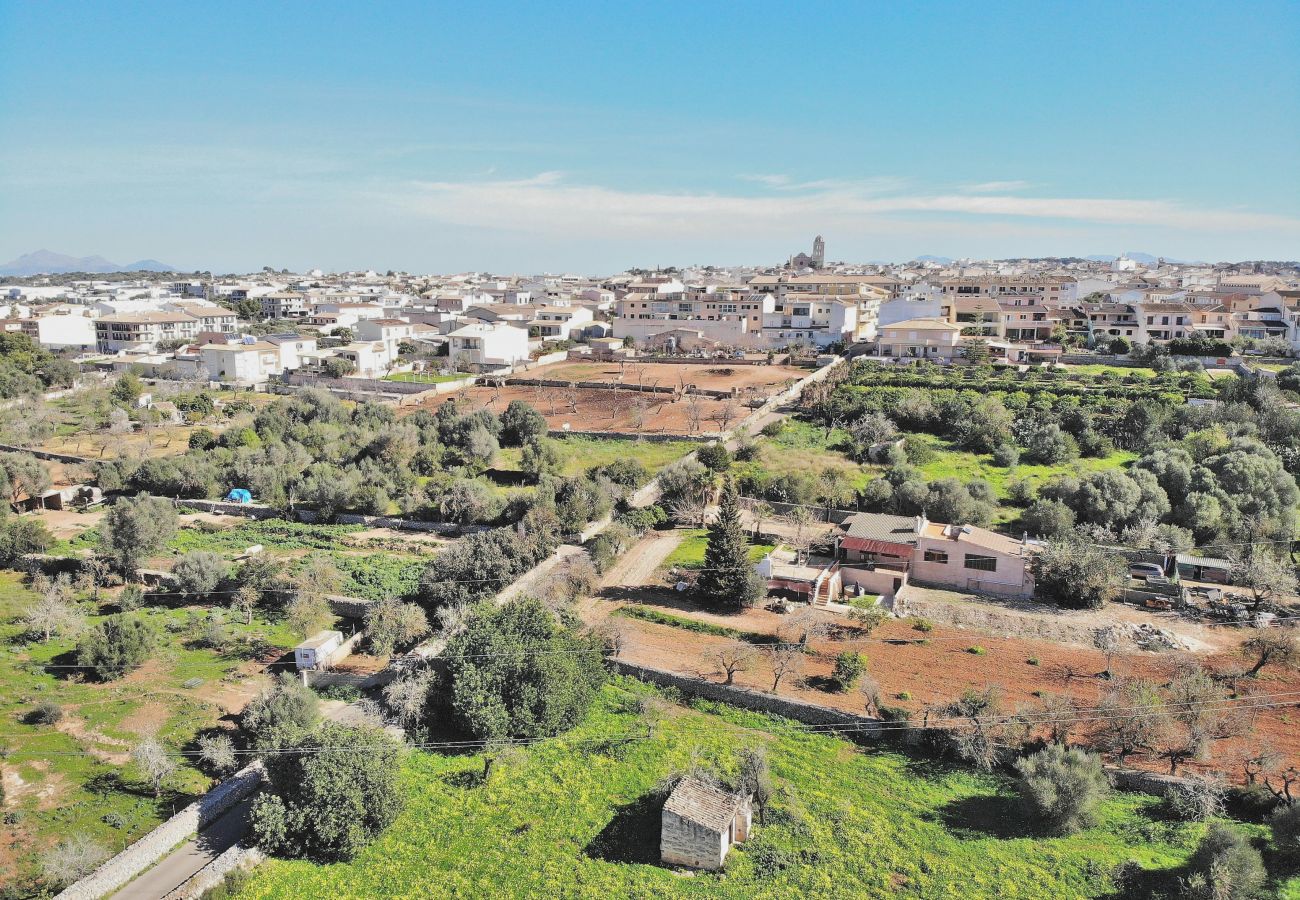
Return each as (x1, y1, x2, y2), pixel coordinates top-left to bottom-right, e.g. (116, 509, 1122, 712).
(382, 372, 474, 383)
(496, 435, 697, 478)
(0, 571, 301, 888)
(234, 678, 1287, 899)
(737, 419, 873, 491)
(1059, 363, 1158, 378)
(664, 529, 774, 569)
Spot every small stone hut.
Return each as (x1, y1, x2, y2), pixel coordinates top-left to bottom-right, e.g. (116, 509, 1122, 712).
(660, 776, 752, 870)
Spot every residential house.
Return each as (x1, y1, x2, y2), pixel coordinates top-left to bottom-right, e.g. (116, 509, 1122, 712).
(873, 318, 963, 361)
(526, 304, 594, 340)
(447, 321, 531, 368)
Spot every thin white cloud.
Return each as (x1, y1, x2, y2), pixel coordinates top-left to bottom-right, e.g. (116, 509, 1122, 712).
(962, 180, 1033, 193)
(380, 173, 1300, 239)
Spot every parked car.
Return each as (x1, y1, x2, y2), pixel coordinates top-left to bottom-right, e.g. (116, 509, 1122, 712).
(1129, 562, 1166, 580)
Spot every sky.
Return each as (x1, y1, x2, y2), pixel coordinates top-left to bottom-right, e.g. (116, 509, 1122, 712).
(1, 0, 1297, 274)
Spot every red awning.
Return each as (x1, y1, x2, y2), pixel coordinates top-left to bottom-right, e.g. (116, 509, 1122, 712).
(839, 537, 913, 556)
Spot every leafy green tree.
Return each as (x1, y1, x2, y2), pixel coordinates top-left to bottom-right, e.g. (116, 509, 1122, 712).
(831, 651, 867, 692)
(242, 671, 320, 751)
(1030, 539, 1128, 610)
(1019, 499, 1076, 538)
(0, 451, 51, 507)
(695, 478, 765, 609)
(0, 512, 52, 565)
(110, 371, 144, 404)
(251, 723, 403, 862)
(1013, 745, 1109, 835)
(75, 614, 156, 680)
(97, 494, 178, 577)
(444, 597, 606, 740)
(696, 442, 732, 473)
(520, 438, 564, 482)
(171, 550, 228, 596)
(499, 400, 548, 446)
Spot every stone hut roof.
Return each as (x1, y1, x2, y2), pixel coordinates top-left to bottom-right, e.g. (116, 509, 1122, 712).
(664, 776, 742, 833)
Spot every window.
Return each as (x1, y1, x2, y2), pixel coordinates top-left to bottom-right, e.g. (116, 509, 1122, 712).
(963, 554, 998, 572)
(923, 550, 949, 564)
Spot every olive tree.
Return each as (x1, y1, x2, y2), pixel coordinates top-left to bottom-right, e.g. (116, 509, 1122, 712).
(1013, 744, 1109, 835)
(97, 494, 178, 578)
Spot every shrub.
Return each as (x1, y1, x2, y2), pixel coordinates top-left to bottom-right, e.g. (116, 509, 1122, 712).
(831, 652, 867, 692)
(242, 671, 320, 751)
(75, 614, 156, 681)
(28, 701, 62, 725)
(1182, 824, 1266, 900)
(1271, 802, 1300, 858)
(760, 420, 784, 438)
(1027, 657, 1040, 666)
(966, 646, 986, 655)
(1013, 745, 1109, 835)
(696, 442, 732, 472)
(992, 443, 1020, 468)
(911, 618, 933, 633)
(172, 550, 228, 596)
(1165, 778, 1225, 822)
(896, 691, 912, 701)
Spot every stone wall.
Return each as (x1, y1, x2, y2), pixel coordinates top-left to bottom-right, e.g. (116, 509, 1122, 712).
(162, 844, 264, 900)
(612, 660, 881, 737)
(55, 763, 264, 900)
(660, 809, 726, 870)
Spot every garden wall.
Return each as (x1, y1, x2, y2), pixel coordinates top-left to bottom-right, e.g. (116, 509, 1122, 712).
(611, 659, 882, 738)
(55, 763, 264, 900)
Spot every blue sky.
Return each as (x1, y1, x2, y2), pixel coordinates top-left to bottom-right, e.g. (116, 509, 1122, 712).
(1, 0, 1297, 273)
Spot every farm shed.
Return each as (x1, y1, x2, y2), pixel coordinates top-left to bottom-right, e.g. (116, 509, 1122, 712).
(294, 629, 344, 671)
(1174, 554, 1232, 584)
(660, 776, 752, 870)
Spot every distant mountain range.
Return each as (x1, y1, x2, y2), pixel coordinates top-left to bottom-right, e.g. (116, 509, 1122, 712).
(0, 249, 176, 276)
(912, 254, 953, 264)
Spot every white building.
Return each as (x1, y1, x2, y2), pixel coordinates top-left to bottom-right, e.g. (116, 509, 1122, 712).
(447, 322, 531, 368)
(526, 305, 593, 340)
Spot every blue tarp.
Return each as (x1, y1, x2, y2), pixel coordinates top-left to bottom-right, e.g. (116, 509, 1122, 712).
(225, 488, 252, 504)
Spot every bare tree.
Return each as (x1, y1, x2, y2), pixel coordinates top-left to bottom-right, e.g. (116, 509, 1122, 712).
(197, 732, 237, 774)
(1093, 625, 1123, 679)
(685, 393, 705, 434)
(710, 640, 756, 685)
(1031, 693, 1079, 745)
(132, 737, 176, 797)
(765, 643, 805, 692)
(41, 835, 109, 889)
(711, 398, 738, 434)
(858, 673, 882, 716)
(383, 668, 434, 730)
(630, 397, 649, 438)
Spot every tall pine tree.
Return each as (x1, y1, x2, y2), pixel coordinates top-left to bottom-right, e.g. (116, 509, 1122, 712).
(696, 477, 765, 609)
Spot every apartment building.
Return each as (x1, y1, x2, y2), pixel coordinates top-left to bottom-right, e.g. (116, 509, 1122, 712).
(259, 291, 310, 319)
(613, 288, 772, 349)
(760, 295, 859, 347)
(96, 311, 204, 353)
(939, 275, 1078, 304)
